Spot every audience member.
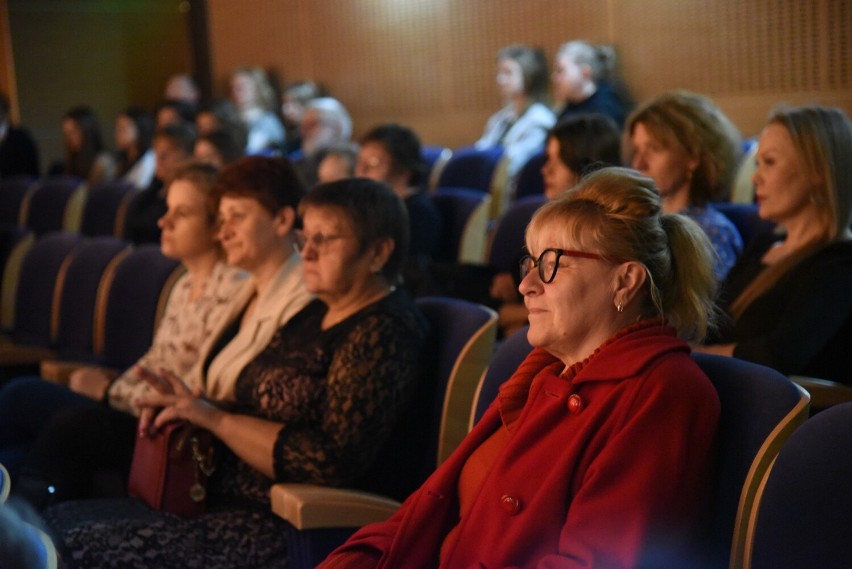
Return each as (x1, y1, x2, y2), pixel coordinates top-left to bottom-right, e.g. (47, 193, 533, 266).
(229, 67, 286, 155)
(163, 73, 201, 109)
(625, 90, 743, 278)
(0, 162, 245, 495)
(475, 44, 556, 179)
(697, 105, 852, 384)
(552, 40, 631, 128)
(0, 91, 40, 178)
(490, 114, 622, 336)
(321, 167, 720, 568)
(154, 98, 197, 130)
(50, 106, 115, 186)
(123, 122, 196, 245)
(195, 97, 248, 150)
(356, 123, 441, 295)
(315, 140, 358, 183)
(297, 97, 353, 186)
(194, 128, 245, 168)
(113, 106, 155, 189)
(44, 178, 429, 569)
(281, 80, 322, 154)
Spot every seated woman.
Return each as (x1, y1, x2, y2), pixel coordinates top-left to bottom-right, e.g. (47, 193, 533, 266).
(3, 157, 313, 506)
(490, 113, 622, 336)
(475, 44, 556, 180)
(552, 40, 631, 128)
(355, 123, 442, 295)
(320, 167, 721, 568)
(49, 106, 115, 186)
(43, 178, 429, 569)
(625, 90, 744, 278)
(229, 67, 286, 155)
(193, 128, 245, 168)
(0, 162, 245, 485)
(113, 106, 156, 189)
(697, 105, 852, 384)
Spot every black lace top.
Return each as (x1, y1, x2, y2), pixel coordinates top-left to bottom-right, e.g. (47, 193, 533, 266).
(212, 288, 430, 505)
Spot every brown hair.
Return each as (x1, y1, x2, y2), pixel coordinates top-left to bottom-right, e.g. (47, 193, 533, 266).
(625, 90, 741, 205)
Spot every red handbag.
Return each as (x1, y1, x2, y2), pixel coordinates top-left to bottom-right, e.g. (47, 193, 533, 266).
(127, 421, 216, 517)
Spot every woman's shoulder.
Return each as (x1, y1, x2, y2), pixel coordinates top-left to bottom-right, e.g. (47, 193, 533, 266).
(350, 289, 430, 341)
(524, 102, 557, 125)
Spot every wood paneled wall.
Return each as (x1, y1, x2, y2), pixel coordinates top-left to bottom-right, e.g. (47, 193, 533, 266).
(207, 0, 852, 146)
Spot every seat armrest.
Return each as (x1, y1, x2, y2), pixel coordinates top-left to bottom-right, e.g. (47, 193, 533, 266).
(790, 375, 852, 411)
(270, 483, 401, 530)
(39, 360, 119, 385)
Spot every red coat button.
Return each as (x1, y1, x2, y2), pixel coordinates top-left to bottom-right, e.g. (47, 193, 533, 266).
(567, 394, 584, 414)
(500, 494, 521, 515)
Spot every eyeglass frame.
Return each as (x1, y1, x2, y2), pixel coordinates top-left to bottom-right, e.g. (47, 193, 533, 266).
(519, 248, 627, 284)
(293, 230, 354, 253)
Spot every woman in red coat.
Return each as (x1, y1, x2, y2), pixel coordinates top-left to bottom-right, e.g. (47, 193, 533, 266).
(320, 166, 721, 568)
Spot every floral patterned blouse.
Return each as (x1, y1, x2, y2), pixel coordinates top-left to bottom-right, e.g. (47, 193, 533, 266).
(108, 261, 246, 415)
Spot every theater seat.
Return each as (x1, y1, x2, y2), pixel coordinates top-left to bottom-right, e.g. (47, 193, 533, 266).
(747, 401, 852, 569)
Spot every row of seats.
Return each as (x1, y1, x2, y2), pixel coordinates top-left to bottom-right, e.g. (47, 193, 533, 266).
(0, 176, 139, 239)
(0, 230, 183, 384)
(271, 321, 850, 569)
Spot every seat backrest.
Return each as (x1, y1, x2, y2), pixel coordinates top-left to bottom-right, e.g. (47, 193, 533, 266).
(731, 138, 758, 204)
(692, 353, 810, 569)
(437, 146, 504, 194)
(470, 324, 533, 429)
(9, 231, 82, 347)
(712, 202, 776, 249)
(95, 244, 183, 369)
(53, 236, 130, 361)
(421, 145, 452, 192)
(415, 296, 497, 466)
(486, 194, 546, 272)
(0, 225, 33, 331)
(20, 176, 86, 237)
(80, 180, 136, 237)
(430, 187, 491, 264)
(514, 150, 545, 199)
(747, 401, 852, 569)
(0, 176, 37, 225)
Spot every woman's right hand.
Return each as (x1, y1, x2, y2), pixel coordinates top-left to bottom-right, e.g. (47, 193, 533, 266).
(68, 368, 114, 401)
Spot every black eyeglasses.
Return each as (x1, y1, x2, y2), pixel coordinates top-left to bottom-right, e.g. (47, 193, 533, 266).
(519, 248, 621, 283)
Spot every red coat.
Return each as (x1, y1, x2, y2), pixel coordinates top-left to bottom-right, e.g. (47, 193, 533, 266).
(320, 322, 720, 569)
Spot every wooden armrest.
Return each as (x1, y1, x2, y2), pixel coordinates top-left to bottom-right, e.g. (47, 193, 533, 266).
(0, 344, 56, 367)
(270, 483, 400, 530)
(790, 375, 852, 410)
(39, 360, 119, 385)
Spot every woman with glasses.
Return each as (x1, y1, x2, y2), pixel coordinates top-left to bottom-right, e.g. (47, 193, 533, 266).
(321, 167, 720, 568)
(44, 177, 429, 569)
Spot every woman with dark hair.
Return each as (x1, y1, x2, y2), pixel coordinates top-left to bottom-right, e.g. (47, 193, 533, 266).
(194, 128, 245, 168)
(43, 177, 429, 569)
(356, 123, 441, 295)
(697, 105, 852, 384)
(475, 44, 556, 179)
(114, 106, 155, 189)
(490, 114, 622, 336)
(53, 106, 115, 185)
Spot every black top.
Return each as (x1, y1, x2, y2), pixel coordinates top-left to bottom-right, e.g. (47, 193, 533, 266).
(122, 179, 166, 245)
(712, 232, 852, 383)
(556, 81, 628, 129)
